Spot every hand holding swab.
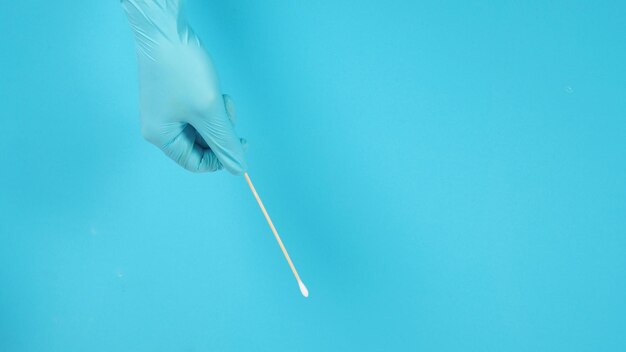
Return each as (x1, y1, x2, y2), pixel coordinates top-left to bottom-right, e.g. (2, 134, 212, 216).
(244, 172, 309, 298)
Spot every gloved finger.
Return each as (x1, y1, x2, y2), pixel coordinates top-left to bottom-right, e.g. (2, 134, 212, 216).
(223, 94, 236, 125)
(191, 112, 248, 175)
(161, 124, 223, 172)
(194, 132, 209, 149)
(194, 133, 247, 152)
(193, 95, 238, 148)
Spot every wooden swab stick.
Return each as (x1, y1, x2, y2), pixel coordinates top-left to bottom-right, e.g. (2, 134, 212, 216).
(244, 172, 309, 298)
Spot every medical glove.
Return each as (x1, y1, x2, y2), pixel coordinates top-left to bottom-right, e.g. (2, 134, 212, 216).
(122, 0, 247, 174)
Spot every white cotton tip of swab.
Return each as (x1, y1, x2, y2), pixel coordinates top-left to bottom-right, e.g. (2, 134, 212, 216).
(298, 280, 309, 298)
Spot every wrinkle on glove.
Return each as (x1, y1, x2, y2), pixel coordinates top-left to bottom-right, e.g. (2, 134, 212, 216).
(122, 0, 248, 174)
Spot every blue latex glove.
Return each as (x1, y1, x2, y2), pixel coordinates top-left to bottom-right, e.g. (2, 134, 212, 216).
(122, 0, 247, 174)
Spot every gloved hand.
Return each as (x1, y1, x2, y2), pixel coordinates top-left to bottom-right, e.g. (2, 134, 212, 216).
(122, 0, 247, 174)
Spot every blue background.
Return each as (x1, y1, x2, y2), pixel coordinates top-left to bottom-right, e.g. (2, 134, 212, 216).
(1, 1, 625, 351)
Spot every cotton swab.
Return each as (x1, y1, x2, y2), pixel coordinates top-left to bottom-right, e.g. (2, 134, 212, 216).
(243, 172, 309, 298)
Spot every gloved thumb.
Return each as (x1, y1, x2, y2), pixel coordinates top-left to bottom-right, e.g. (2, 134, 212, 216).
(191, 104, 247, 175)
(194, 94, 246, 145)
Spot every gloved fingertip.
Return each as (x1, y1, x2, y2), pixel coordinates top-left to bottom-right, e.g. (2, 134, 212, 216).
(217, 149, 247, 176)
(228, 162, 247, 176)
